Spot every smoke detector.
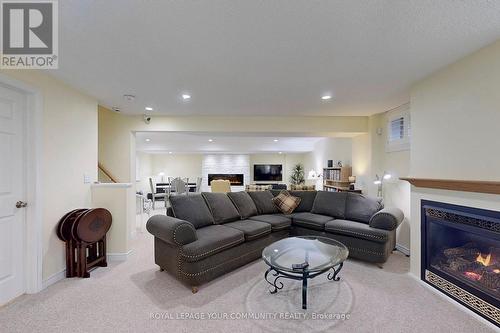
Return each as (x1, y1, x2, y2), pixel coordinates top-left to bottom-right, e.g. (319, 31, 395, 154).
(123, 94, 135, 101)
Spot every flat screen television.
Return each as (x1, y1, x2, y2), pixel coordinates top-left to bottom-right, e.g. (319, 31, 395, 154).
(253, 164, 283, 181)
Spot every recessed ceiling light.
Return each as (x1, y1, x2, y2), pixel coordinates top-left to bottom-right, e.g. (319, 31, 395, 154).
(208, 139, 213, 142)
(273, 139, 279, 142)
(279, 152, 283, 154)
(168, 151, 172, 154)
(145, 107, 153, 111)
(182, 94, 191, 100)
(321, 95, 332, 100)
(145, 138, 151, 142)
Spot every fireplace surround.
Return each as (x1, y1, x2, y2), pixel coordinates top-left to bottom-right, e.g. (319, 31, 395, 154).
(421, 200, 500, 326)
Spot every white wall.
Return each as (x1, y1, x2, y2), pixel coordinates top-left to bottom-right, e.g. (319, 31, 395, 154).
(202, 154, 249, 192)
(136, 151, 152, 193)
(249, 153, 306, 185)
(408, 39, 500, 277)
(1, 70, 98, 280)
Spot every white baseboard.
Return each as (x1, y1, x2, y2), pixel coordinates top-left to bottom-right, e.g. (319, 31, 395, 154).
(42, 268, 66, 290)
(107, 250, 133, 262)
(408, 273, 499, 331)
(41, 250, 133, 290)
(395, 243, 410, 256)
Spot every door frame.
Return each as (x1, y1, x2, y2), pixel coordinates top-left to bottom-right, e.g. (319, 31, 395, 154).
(0, 73, 43, 294)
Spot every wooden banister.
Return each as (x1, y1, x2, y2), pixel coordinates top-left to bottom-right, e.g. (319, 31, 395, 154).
(98, 162, 118, 183)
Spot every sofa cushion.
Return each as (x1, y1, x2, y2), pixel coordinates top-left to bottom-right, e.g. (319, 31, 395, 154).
(272, 190, 301, 214)
(170, 194, 215, 229)
(180, 225, 245, 262)
(311, 191, 347, 219)
(247, 190, 279, 214)
(227, 191, 258, 219)
(201, 192, 240, 224)
(325, 219, 390, 244)
(249, 214, 292, 231)
(288, 190, 318, 212)
(290, 212, 334, 231)
(290, 184, 316, 191)
(224, 220, 272, 241)
(245, 184, 273, 192)
(345, 192, 383, 224)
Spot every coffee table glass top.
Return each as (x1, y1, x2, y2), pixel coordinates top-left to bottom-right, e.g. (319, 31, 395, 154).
(262, 236, 349, 273)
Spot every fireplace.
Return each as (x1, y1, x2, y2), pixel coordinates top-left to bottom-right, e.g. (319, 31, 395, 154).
(421, 200, 500, 326)
(208, 174, 244, 186)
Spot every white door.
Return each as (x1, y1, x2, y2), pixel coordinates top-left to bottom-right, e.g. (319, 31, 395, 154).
(0, 84, 26, 305)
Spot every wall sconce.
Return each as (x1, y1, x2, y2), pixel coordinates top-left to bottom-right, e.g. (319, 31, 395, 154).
(308, 170, 321, 180)
(373, 172, 391, 197)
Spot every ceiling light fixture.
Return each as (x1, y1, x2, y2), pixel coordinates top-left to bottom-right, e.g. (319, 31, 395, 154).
(145, 107, 153, 111)
(145, 138, 151, 142)
(182, 94, 191, 100)
(208, 139, 213, 142)
(321, 95, 332, 100)
(123, 94, 135, 101)
(279, 152, 283, 154)
(168, 151, 172, 154)
(273, 139, 279, 142)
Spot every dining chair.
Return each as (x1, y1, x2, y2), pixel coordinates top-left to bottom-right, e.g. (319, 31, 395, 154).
(195, 177, 202, 193)
(210, 179, 231, 193)
(170, 177, 189, 196)
(149, 177, 167, 209)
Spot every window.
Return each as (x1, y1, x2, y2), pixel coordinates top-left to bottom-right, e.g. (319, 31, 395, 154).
(386, 103, 410, 152)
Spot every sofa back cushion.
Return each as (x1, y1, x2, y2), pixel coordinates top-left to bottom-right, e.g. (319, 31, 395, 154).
(311, 191, 347, 219)
(247, 190, 279, 214)
(345, 192, 383, 224)
(170, 194, 215, 228)
(227, 191, 258, 219)
(288, 190, 318, 212)
(290, 184, 316, 191)
(201, 192, 240, 224)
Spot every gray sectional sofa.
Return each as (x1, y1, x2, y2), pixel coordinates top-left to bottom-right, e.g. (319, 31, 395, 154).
(146, 190, 404, 292)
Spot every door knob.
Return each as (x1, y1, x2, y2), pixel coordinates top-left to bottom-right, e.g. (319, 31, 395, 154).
(16, 201, 27, 208)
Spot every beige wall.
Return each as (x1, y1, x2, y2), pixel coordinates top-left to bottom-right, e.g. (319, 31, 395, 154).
(304, 138, 353, 189)
(408, 39, 500, 277)
(351, 111, 411, 251)
(1, 70, 98, 280)
(151, 154, 203, 182)
(135, 152, 307, 190)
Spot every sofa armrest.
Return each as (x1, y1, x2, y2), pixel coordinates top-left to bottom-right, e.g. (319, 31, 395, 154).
(369, 207, 404, 231)
(146, 215, 197, 246)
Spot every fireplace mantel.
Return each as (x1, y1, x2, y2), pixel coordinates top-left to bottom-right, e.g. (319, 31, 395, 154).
(400, 178, 500, 195)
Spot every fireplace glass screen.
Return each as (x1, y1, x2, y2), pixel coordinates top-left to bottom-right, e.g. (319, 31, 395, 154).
(427, 219, 500, 300)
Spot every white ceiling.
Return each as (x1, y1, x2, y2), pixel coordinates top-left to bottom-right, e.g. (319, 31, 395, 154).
(53, 1, 500, 116)
(135, 132, 323, 154)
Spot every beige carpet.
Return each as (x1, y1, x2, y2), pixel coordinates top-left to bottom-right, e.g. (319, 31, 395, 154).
(0, 232, 496, 333)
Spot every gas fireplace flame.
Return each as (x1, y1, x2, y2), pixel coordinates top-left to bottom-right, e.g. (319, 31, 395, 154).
(476, 253, 492, 266)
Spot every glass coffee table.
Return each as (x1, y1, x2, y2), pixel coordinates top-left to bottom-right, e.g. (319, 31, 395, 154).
(262, 236, 349, 309)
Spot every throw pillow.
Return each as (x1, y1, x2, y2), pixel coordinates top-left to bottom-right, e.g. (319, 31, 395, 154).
(272, 190, 301, 214)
